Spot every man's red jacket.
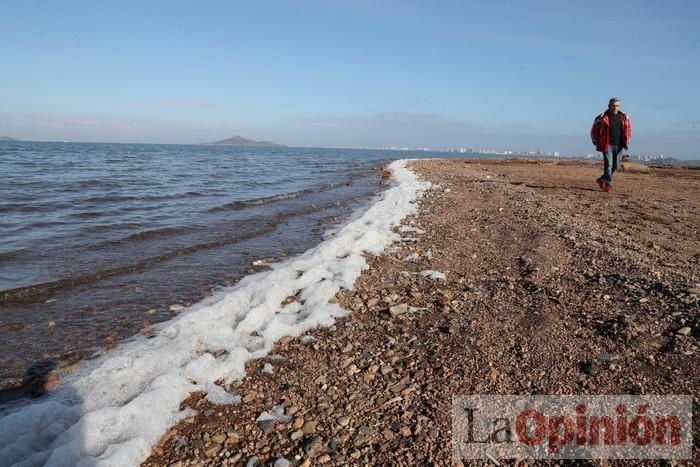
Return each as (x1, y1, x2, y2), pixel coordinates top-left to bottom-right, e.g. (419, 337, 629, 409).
(590, 111, 632, 152)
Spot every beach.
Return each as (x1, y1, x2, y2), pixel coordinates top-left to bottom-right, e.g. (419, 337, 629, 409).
(2, 157, 697, 466)
(138, 158, 699, 465)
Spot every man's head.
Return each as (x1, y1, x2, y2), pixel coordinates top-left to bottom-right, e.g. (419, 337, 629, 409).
(608, 97, 621, 114)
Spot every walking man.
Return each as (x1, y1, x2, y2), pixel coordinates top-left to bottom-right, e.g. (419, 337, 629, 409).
(590, 97, 632, 192)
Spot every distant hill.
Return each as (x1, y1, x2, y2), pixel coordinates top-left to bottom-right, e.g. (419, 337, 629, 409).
(0, 136, 17, 141)
(206, 135, 286, 147)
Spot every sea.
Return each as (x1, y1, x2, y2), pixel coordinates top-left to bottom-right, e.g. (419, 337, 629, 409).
(0, 141, 475, 397)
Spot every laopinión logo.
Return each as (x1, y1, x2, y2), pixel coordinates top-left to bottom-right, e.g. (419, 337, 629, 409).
(452, 395, 692, 460)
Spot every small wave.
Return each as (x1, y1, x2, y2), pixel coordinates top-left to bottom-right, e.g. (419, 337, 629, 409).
(119, 226, 192, 243)
(82, 191, 203, 205)
(0, 249, 28, 263)
(0, 202, 72, 214)
(80, 222, 144, 234)
(206, 183, 338, 212)
(2, 195, 367, 302)
(69, 211, 105, 220)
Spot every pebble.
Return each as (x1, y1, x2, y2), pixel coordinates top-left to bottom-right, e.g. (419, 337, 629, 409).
(353, 425, 375, 446)
(301, 420, 318, 434)
(204, 443, 221, 458)
(337, 415, 350, 427)
(303, 436, 326, 457)
(257, 418, 276, 434)
(389, 304, 408, 316)
(210, 433, 226, 444)
(243, 391, 258, 403)
(676, 327, 691, 336)
(293, 416, 304, 429)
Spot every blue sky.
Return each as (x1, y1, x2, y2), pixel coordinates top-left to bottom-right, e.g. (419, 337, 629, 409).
(1, 0, 698, 157)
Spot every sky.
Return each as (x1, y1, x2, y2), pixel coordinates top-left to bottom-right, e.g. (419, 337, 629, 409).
(1, 0, 699, 158)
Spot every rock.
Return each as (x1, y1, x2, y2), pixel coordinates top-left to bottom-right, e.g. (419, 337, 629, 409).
(353, 425, 375, 446)
(314, 374, 327, 385)
(389, 304, 409, 316)
(579, 360, 600, 376)
(303, 436, 326, 457)
(383, 293, 399, 304)
(328, 436, 342, 453)
(367, 297, 380, 307)
(204, 443, 221, 458)
(688, 288, 700, 295)
(337, 416, 350, 427)
(290, 430, 304, 440)
(257, 418, 276, 434)
(301, 420, 318, 434)
(246, 456, 260, 467)
(293, 416, 304, 429)
(279, 336, 294, 346)
(211, 433, 226, 444)
(677, 327, 692, 336)
(243, 391, 258, 403)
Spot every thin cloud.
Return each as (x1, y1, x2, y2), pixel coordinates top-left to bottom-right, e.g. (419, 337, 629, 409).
(139, 99, 219, 108)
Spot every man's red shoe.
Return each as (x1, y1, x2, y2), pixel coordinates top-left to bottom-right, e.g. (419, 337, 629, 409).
(604, 183, 612, 192)
(597, 179, 607, 191)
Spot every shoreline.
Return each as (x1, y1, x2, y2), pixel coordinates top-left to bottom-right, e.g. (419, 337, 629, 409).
(143, 158, 699, 465)
(0, 160, 429, 466)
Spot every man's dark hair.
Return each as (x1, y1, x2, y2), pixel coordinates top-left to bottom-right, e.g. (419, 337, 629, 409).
(609, 97, 620, 105)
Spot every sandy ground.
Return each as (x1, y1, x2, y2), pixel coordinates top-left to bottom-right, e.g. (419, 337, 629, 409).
(142, 159, 699, 466)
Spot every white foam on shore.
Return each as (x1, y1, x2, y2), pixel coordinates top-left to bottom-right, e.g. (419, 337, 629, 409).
(0, 159, 431, 467)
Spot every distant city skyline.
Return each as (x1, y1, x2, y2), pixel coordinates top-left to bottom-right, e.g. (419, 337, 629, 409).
(1, 0, 699, 158)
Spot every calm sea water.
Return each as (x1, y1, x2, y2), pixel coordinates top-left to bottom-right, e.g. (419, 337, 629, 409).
(0, 141, 464, 395)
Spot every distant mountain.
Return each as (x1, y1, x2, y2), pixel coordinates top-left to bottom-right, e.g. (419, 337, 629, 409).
(206, 135, 286, 147)
(0, 136, 17, 141)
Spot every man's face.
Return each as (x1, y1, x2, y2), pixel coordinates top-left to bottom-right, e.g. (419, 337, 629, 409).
(608, 101, 621, 114)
